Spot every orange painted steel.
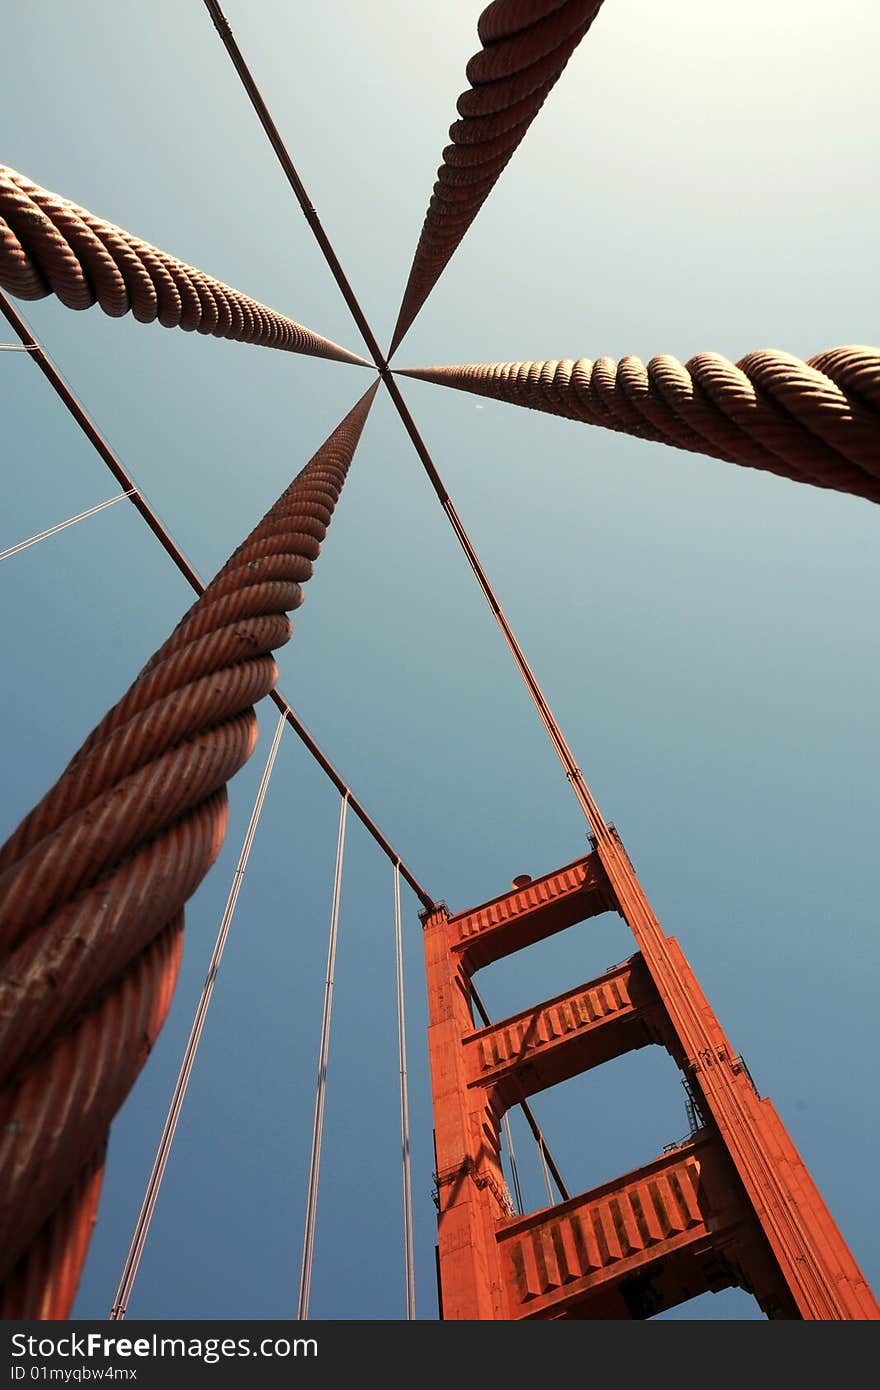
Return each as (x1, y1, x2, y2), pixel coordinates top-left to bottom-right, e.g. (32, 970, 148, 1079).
(401, 348, 880, 502)
(0, 164, 368, 366)
(423, 851, 879, 1319)
(0, 385, 377, 1316)
(463, 957, 662, 1106)
(389, 1, 604, 355)
(0, 1149, 106, 1320)
(497, 1136, 788, 1318)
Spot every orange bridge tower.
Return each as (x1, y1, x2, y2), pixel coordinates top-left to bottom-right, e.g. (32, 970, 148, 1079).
(422, 833, 879, 1320)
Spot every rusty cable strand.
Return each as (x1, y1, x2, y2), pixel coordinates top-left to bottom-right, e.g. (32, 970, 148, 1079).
(389, 1, 605, 355)
(0, 920, 184, 1318)
(0, 383, 378, 1313)
(400, 347, 880, 503)
(0, 1147, 106, 1320)
(0, 164, 369, 366)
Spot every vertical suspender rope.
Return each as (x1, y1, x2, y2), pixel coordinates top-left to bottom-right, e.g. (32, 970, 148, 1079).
(108, 707, 288, 1320)
(537, 1129, 555, 1208)
(297, 792, 348, 1320)
(468, 981, 569, 1205)
(393, 864, 416, 1319)
(501, 1114, 524, 1217)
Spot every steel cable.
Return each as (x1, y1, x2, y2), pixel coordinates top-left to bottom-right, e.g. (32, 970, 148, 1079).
(0, 384, 377, 1315)
(393, 864, 416, 1319)
(389, 2, 604, 355)
(0, 921, 184, 1318)
(0, 490, 135, 563)
(0, 164, 368, 366)
(401, 347, 880, 503)
(501, 1113, 524, 1216)
(537, 1126, 555, 1206)
(109, 707, 288, 1320)
(297, 794, 348, 1320)
(468, 982, 569, 1203)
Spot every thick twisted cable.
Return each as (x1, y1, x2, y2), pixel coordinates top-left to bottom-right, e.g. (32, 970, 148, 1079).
(401, 347, 880, 502)
(0, 383, 378, 1315)
(389, 1, 604, 355)
(0, 164, 368, 366)
(0, 920, 184, 1318)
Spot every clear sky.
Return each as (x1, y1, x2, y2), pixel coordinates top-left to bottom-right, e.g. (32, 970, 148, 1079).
(1, 1, 878, 1322)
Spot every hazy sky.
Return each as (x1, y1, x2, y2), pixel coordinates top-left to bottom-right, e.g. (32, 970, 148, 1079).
(1, 1, 878, 1322)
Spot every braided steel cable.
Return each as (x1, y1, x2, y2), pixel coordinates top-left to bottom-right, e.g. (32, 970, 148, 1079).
(0, 164, 369, 366)
(0, 383, 377, 1315)
(389, 1, 604, 355)
(0, 1147, 106, 1320)
(0, 922, 183, 1318)
(401, 347, 880, 503)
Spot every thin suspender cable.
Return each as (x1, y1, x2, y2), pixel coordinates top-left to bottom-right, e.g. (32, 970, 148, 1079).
(201, 8, 608, 841)
(502, 1114, 524, 1217)
(393, 863, 416, 1319)
(383, 376, 609, 840)
(0, 291, 203, 588)
(537, 1128, 555, 1208)
(0, 342, 38, 350)
(108, 706, 288, 1320)
(203, 0, 387, 371)
(297, 793, 348, 1320)
(0, 290, 434, 911)
(277, 704, 428, 909)
(469, 982, 569, 1204)
(0, 490, 135, 563)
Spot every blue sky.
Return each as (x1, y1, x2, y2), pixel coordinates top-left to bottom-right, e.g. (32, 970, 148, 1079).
(1, 1, 878, 1321)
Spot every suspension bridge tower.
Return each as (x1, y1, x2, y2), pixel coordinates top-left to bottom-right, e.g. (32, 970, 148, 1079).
(423, 837, 879, 1319)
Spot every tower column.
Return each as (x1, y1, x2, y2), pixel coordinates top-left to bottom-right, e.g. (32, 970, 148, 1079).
(423, 905, 509, 1319)
(422, 853, 879, 1320)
